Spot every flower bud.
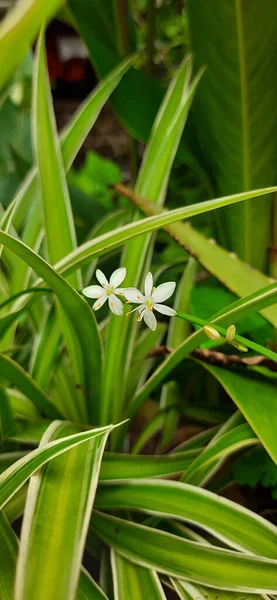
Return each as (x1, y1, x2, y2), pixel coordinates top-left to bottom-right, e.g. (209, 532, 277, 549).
(203, 325, 221, 341)
(225, 324, 236, 342)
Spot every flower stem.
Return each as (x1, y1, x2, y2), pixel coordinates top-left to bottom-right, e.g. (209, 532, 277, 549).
(176, 311, 277, 363)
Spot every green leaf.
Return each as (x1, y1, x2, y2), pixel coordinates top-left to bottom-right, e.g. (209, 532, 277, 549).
(111, 550, 166, 599)
(0, 232, 103, 423)
(0, 421, 117, 509)
(181, 422, 258, 486)
(15, 421, 110, 600)
(159, 259, 197, 450)
(91, 511, 277, 593)
(0, 0, 64, 90)
(33, 30, 79, 276)
(101, 54, 202, 426)
(194, 363, 277, 464)
(0, 386, 15, 444)
(171, 579, 260, 600)
(188, 0, 277, 270)
(129, 279, 277, 419)
(0, 354, 61, 419)
(78, 568, 108, 600)
(119, 181, 277, 327)
(100, 450, 199, 480)
(56, 187, 277, 278)
(68, 0, 164, 142)
(95, 478, 277, 557)
(0, 511, 18, 599)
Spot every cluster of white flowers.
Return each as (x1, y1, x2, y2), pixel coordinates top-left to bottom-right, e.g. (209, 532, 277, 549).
(82, 268, 176, 331)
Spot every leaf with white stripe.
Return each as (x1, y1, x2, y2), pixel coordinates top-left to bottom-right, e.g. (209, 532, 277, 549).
(111, 550, 166, 599)
(15, 421, 111, 600)
(91, 511, 277, 593)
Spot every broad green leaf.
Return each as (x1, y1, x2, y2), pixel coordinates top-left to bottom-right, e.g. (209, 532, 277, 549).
(95, 478, 277, 557)
(91, 511, 277, 592)
(78, 568, 108, 600)
(0, 421, 117, 509)
(68, 0, 163, 142)
(195, 363, 277, 464)
(111, 550, 166, 599)
(188, 0, 277, 270)
(0, 511, 18, 599)
(0, 232, 103, 423)
(15, 421, 110, 600)
(0, 0, 64, 90)
(0, 354, 61, 419)
(181, 423, 258, 486)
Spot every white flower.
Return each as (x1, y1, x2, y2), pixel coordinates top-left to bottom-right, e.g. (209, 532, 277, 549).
(124, 271, 176, 331)
(82, 267, 126, 316)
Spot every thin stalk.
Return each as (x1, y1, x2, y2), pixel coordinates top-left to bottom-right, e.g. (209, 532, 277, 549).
(176, 311, 277, 363)
(146, 0, 156, 75)
(113, 0, 138, 183)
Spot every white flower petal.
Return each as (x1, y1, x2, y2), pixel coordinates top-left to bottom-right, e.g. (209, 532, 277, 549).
(110, 267, 126, 288)
(114, 287, 125, 296)
(96, 269, 109, 288)
(82, 285, 105, 299)
(143, 308, 157, 331)
(124, 287, 145, 303)
(144, 272, 153, 297)
(152, 281, 176, 303)
(154, 303, 176, 316)
(108, 294, 123, 316)
(93, 295, 107, 311)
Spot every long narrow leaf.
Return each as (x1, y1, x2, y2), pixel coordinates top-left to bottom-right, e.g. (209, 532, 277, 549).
(15, 421, 111, 600)
(95, 478, 277, 557)
(91, 511, 277, 593)
(0, 232, 103, 423)
(0, 422, 117, 509)
(0, 0, 63, 89)
(111, 550, 166, 599)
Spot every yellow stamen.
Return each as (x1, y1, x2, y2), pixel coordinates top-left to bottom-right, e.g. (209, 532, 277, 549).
(137, 295, 141, 299)
(97, 302, 101, 307)
(137, 316, 142, 322)
(126, 312, 131, 317)
(110, 302, 114, 307)
(125, 301, 131, 304)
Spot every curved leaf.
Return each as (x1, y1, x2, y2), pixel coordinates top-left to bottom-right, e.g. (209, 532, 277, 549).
(111, 550, 166, 599)
(15, 421, 110, 600)
(95, 478, 277, 557)
(0, 421, 117, 509)
(91, 511, 277, 593)
(0, 232, 103, 423)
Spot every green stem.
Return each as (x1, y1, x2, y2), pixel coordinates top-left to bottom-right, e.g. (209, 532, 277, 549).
(146, 0, 156, 75)
(176, 311, 277, 363)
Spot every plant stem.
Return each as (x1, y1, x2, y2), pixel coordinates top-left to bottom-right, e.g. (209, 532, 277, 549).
(146, 0, 156, 75)
(176, 311, 277, 363)
(113, 0, 138, 183)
